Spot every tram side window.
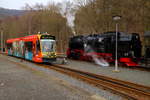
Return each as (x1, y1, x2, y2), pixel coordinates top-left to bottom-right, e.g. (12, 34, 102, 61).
(7, 43, 12, 49)
(25, 42, 33, 52)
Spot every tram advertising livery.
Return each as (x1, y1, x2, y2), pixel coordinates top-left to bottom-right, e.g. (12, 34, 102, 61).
(6, 34, 56, 63)
(67, 32, 142, 67)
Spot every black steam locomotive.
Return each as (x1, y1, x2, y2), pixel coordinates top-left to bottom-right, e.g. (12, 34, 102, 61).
(67, 32, 142, 66)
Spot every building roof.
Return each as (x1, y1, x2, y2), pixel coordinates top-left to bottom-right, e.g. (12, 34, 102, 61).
(144, 31, 150, 37)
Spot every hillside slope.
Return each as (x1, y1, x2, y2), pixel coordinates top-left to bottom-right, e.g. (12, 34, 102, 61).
(0, 7, 25, 19)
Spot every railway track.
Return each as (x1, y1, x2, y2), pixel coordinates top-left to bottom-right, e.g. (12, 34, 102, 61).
(40, 64, 150, 100)
(2, 54, 150, 100)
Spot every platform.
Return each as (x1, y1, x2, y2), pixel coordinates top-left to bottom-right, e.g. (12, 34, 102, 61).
(61, 59, 150, 86)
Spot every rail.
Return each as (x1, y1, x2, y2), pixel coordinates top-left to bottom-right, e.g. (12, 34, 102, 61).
(40, 64, 150, 100)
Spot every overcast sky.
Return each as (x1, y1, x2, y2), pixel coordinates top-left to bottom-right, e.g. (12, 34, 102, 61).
(0, 0, 72, 9)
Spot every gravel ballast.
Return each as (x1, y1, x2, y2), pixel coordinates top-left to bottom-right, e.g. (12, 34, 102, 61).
(1, 54, 125, 100)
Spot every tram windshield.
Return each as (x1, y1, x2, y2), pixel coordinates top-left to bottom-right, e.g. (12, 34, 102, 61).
(40, 39, 56, 52)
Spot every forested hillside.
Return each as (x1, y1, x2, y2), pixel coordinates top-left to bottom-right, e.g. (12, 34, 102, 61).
(0, 7, 25, 19)
(0, 4, 72, 52)
(0, 0, 150, 52)
(74, 0, 150, 35)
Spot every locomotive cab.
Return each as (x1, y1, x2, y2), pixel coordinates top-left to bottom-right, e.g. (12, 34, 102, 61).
(67, 35, 84, 59)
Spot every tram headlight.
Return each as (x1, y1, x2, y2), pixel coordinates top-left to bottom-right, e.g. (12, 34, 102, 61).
(42, 52, 56, 58)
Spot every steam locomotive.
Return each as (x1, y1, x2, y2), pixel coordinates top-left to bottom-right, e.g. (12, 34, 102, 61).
(67, 32, 142, 67)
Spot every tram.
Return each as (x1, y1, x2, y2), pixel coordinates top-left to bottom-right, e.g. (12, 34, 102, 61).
(6, 34, 56, 63)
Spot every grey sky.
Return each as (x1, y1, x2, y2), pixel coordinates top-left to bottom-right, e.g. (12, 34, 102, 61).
(0, 0, 75, 27)
(0, 0, 71, 9)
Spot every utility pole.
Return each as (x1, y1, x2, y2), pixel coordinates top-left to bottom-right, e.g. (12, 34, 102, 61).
(1, 29, 3, 53)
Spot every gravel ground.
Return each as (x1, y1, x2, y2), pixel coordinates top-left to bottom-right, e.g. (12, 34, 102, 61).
(0, 54, 125, 100)
(60, 59, 150, 86)
(0, 55, 97, 100)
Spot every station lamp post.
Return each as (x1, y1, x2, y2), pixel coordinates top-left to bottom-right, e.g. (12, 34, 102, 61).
(112, 15, 121, 72)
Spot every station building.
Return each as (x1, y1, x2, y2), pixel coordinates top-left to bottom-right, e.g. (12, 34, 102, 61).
(144, 31, 150, 58)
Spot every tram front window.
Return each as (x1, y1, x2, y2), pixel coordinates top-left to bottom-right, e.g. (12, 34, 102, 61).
(40, 40, 55, 52)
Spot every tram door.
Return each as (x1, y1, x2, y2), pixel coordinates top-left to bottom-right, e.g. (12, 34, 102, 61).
(25, 42, 33, 61)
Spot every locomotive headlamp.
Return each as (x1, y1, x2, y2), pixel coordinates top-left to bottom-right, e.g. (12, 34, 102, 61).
(84, 44, 87, 47)
(98, 38, 103, 42)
